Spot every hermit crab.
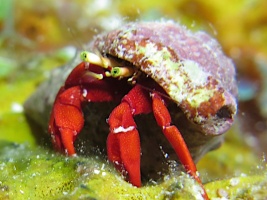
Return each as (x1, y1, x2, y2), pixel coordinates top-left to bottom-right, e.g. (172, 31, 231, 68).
(48, 21, 237, 199)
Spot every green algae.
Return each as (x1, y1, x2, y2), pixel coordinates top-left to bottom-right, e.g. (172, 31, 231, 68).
(0, 142, 205, 199)
(0, 141, 206, 199)
(0, 141, 266, 199)
(205, 175, 267, 199)
(0, 142, 79, 199)
(0, 113, 35, 145)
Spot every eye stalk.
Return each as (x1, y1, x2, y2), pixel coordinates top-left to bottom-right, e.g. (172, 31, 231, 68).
(80, 51, 136, 80)
(110, 67, 135, 79)
(80, 51, 110, 69)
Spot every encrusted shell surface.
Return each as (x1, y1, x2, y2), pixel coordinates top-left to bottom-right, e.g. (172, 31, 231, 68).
(93, 21, 238, 136)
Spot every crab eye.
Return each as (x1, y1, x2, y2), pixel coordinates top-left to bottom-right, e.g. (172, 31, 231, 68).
(111, 67, 121, 78)
(80, 51, 88, 61)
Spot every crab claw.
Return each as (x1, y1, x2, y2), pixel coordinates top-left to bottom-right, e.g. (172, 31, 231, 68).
(48, 61, 118, 156)
(49, 86, 84, 156)
(107, 84, 152, 187)
(107, 102, 141, 187)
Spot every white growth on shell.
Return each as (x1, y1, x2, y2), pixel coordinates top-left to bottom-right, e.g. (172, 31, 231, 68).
(131, 41, 213, 108)
(182, 60, 209, 86)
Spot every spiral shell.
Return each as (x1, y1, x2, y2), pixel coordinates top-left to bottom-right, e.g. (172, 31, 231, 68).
(93, 21, 238, 136)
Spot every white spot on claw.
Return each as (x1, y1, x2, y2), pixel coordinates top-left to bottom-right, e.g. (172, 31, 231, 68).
(82, 89, 88, 97)
(113, 126, 135, 133)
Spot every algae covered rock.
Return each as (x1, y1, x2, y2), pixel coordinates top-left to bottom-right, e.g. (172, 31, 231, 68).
(1, 141, 267, 199)
(0, 141, 208, 199)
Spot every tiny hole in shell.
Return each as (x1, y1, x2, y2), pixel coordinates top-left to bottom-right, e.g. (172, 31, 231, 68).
(216, 106, 232, 119)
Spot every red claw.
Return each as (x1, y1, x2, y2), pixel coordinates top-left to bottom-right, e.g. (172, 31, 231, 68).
(107, 85, 151, 187)
(49, 62, 117, 156)
(49, 86, 84, 155)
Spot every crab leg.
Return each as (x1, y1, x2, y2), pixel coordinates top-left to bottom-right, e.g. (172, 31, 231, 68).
(151, 92, 209, 199)
(107, 84, 152, 187)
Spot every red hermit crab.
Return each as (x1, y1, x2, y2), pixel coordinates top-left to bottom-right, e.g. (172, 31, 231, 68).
(48, 21, 237, 199)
